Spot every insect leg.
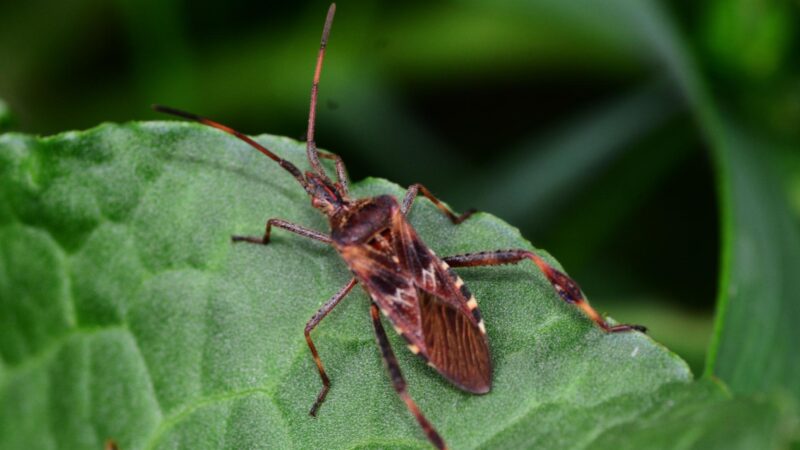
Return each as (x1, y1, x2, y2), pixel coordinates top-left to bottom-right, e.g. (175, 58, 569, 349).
(443, 250, 646, 333)
(318, 151, 349, 195)
(231, 218, 331, 245)
(369, 303, 448, 450)
(306, 277, 358, 416)
(401, 183, 476, 224)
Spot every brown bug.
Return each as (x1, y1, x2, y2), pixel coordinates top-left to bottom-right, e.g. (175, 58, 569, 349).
(154, 4, 645, 449)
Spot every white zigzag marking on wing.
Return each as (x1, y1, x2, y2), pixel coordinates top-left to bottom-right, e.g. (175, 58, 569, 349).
(420, 262, 436, 289)
(387, 288, 414, 308)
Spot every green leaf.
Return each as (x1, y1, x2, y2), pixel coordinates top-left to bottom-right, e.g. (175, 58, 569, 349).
(602, 0, 800, 402)
(0, 99, 12, 132)
(459, 80, 679, 230)
(0, 123, 790, 449)
(705, 123, 800, 400)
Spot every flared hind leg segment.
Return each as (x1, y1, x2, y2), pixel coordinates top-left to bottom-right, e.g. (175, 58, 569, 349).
(306, 278, 358, 416)
(369, 303, 448, 450)
(443, 250, 646, 333)
(401, 183, 476, 224)
(231, 218, 331, 246)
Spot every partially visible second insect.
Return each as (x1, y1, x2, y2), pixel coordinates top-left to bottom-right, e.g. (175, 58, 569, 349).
(154, 4, 645, 449)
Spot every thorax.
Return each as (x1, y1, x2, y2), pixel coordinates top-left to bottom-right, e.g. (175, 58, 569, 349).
(330, 195, 400, 248)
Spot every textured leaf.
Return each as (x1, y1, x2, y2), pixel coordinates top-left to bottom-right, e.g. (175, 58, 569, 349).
(0, 123, 789, 449)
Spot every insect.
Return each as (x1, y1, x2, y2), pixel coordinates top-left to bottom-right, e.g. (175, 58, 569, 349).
(154, 4, 645, 449)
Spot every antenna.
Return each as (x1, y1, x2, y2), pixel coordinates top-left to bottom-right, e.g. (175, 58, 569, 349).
(152, 104, 308, 189)
(306, 3, 337, 179)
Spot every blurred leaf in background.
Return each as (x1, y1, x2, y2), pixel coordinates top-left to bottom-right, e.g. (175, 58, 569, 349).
(0, 99, 12, 132)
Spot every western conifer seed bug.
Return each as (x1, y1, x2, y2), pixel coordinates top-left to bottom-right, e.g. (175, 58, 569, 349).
(154, 4, 646, 449)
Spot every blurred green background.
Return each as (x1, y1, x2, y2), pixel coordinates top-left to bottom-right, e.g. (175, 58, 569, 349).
(1, 0, 798, 375)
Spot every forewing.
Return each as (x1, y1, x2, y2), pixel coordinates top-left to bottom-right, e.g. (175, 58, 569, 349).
(418, 289, 491, 393)
(338, 208, 492, 394)
(342, 243, 422, 338)
(394, 212, 492, 393)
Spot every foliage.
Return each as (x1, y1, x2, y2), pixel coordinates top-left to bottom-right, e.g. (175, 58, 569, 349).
(1, 0, 799, 447)
(0, 124, 794, 449)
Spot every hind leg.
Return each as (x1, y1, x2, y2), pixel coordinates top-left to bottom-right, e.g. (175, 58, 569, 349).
(443, 250, 645, 333)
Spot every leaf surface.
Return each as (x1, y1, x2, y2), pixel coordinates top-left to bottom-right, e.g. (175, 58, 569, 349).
(0, 123, 789, 449)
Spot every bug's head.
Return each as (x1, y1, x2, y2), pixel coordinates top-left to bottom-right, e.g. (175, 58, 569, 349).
(306, 171, 346, 216)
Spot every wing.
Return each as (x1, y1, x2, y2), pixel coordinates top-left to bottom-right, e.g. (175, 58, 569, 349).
(395, 212, 492, 394)
(417, 289, 492, 393)
(338, 209, 492, 394)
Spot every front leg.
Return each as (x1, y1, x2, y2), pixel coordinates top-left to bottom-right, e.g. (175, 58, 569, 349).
(318, 151, 350, 195)
(401, 183, 476, 224)
(443, 250, 646, 333)
(232, 218, 331, 245)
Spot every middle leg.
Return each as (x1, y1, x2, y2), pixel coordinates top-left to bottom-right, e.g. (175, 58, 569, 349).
(443, 250, 646, 333)
(401, 183, 476, 224)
